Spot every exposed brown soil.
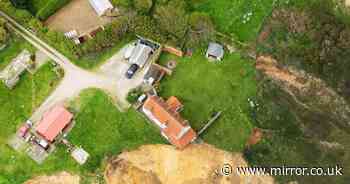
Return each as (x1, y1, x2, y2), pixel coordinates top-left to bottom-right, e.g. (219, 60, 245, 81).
(23, 172, 80, 184)
(45, 0, 113, 36)
(246, 128, 263, 147)
(105, 144, 275, 184)
(256, 56, 306, 89)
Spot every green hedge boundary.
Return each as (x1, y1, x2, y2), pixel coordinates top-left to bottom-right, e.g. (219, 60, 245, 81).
(36, 0, 71, 21)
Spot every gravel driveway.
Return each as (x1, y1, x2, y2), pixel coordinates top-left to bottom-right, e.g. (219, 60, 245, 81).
(30, 45, 150, 122)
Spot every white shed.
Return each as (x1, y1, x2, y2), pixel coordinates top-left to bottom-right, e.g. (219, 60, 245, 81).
(89, 0, 113, 16)
(71, 147, 90, 165)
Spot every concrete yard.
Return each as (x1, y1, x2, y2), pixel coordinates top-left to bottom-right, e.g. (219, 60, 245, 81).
(45, 0, 114, 36)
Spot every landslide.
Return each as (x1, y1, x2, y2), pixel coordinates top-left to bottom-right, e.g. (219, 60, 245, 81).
(23, 172, 80, 184)
(105, 144, 274, 184)
(247, 0, 350, 184)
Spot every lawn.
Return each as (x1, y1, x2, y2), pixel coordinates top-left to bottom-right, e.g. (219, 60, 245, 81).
(67, 89, 164, 172)
(158, 50, 256, 152)
(194, 0, 275, 42)
(0, 87, 164, 183)
(0, 63, 63, 184)
(0, 37, 34, 70)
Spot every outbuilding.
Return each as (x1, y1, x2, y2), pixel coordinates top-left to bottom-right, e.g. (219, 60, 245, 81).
(206, 42, 225, 61)
(88, 0, 113, 16)
(129, 40, 154, 68)
(35, 106, 73, 142)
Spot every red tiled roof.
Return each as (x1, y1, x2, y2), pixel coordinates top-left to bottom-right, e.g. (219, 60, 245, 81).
(143, 96, 197, 149)
(166, 96, 183, 112)
(36, 106, 73, 142)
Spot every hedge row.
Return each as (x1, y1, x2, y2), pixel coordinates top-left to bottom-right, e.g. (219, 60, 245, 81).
(36, 0, 71, 20)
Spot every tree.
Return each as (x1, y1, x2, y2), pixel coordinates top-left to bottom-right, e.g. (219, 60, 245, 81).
(9, 0, 27, 9)
(0, 18, 8, 45)
(153, 0, 189, 44)
(134, 0, 153, 14)
(110, 0, 133, 8)
(187, 12, 215, 47)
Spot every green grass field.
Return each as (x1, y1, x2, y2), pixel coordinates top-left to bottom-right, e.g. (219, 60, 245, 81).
(158, 50, 256, 151)
(0, 86, 164, 183)
(195, 0, 275, 42)
(67, 89, 164, 172)
(0, 63, 62, 184)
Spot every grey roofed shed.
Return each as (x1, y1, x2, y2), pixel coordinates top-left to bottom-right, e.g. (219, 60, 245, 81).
(129, 41, 153, 68)
(206, 42, 224, 61)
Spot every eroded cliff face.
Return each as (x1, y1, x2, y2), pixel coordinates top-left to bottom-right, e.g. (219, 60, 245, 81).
(256, 56, 350, 135)
(23, 172, 80, 184)
(105, 144, 274, 184)
(250, 1, 350, 183)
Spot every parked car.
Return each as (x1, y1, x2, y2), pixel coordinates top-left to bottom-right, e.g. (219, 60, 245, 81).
(126, 64, 139, 79)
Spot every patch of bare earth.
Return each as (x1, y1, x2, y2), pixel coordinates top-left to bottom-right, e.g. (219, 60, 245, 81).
(105, 144, 274, 184)
(23, 172, 80, 184)
(45, 0, 113, 36)
(256, 56, 350, 126)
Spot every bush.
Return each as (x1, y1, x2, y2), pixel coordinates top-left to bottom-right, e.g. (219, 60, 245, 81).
(153, 0, 189, 46)
(127, 88, 143, 104)
(0, 18, 9, 45)
(134, 0, 153, 14)
(187, 12, 215, 47)
(35, 0, 71, 21)
(110, 0, 133, 8)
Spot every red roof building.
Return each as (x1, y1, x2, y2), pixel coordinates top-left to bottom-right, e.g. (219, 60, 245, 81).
(143, 96, 197, 149)
(35, 106, 73, 142)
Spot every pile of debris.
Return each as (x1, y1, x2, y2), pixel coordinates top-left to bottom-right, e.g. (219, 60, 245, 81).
(0, 49, 34, 89)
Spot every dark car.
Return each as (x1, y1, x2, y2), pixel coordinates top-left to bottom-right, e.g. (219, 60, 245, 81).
(126, 64, 139, 79)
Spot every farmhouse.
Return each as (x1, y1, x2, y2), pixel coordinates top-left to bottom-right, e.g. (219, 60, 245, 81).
(0, 50, 33, 89)
(35, 106, 73, 142)
(89, 0, 114, 16)
(206, 42, 225, 61)
(143, 96, 197, 149)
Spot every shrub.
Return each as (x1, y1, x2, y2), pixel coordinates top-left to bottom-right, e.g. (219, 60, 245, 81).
(187, 12, 215, 47)
(36, 0, 71, 21)
(153, 0, 189, 46)
(134, 0, 153, 14)
(127, 88, 143, 104)
(0, 18, 8, 45)
(110, 0, 133, 8)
